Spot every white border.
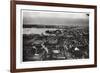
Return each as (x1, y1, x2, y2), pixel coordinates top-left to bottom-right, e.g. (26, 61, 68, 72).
(16, 5, 94, 69)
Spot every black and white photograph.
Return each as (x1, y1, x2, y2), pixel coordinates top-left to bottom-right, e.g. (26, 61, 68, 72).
(11, 1, 97, 72)
(22, 10, 89, 62)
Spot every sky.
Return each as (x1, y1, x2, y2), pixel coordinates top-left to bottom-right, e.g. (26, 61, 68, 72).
(23, 10, 89, 27)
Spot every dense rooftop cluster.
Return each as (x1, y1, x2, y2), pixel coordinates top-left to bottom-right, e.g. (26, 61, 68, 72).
(23, 26, 89, 61)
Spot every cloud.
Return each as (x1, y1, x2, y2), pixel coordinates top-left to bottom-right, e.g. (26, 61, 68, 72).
(23, 10, 89, 26)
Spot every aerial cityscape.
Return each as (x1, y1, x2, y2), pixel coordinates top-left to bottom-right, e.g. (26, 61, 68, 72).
(22, 10, 89, 61)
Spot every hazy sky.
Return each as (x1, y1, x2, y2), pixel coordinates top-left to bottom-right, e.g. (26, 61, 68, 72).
(23, 10, 89, 26)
